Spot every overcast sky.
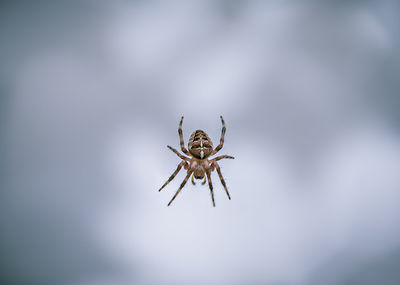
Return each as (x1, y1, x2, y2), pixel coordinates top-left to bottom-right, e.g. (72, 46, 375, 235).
(1, 1, 400, 285)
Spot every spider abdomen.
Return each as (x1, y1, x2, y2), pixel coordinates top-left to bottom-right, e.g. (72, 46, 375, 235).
(188, 130, 213, 159)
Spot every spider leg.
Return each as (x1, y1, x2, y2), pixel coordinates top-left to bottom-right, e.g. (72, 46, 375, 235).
(178, 116, 191, 156)
(214, 162, 231, 200)
(167, 170, 193, 206)
(201, 176, 206, 185)
(210, 116, 226, 156)
(191, 174, 196, 185)
(210, 155, 234, 162)
(167, 145, 190, 161)
(158, 161, 187, 192)
(206, 171, 215, 207)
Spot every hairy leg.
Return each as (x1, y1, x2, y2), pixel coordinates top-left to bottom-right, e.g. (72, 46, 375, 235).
(167, 170, 193, 206)
(210, 155, 234, 162)
(178, 116, 190, 155)
(159, 161, 187, 192)
(210, 116, 226, 156)
(206, 171, 215, 207)
(214, 162, 231, 200)
(167, 145, 190, 161)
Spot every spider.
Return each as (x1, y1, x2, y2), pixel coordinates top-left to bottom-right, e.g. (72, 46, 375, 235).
(159, 116, 234, 207)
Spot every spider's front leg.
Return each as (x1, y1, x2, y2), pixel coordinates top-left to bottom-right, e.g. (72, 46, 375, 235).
(158, 160, 188, 192)
(206, 171, 215, 207)
(213, 162, 231, 200)
(167, 170, 193, 206)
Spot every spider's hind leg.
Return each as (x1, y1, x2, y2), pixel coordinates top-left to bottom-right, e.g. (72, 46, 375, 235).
(178, 116, 191, 156)
(210, 116, 226, 156)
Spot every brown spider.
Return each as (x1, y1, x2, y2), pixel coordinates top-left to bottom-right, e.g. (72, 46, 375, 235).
(159, 116, 234, 207)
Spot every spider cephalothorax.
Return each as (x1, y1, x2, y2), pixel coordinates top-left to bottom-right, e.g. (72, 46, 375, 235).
(158, 116, 234, 207)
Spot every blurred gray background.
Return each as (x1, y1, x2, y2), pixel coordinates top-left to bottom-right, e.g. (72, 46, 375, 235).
(1, 1, 400, 285)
